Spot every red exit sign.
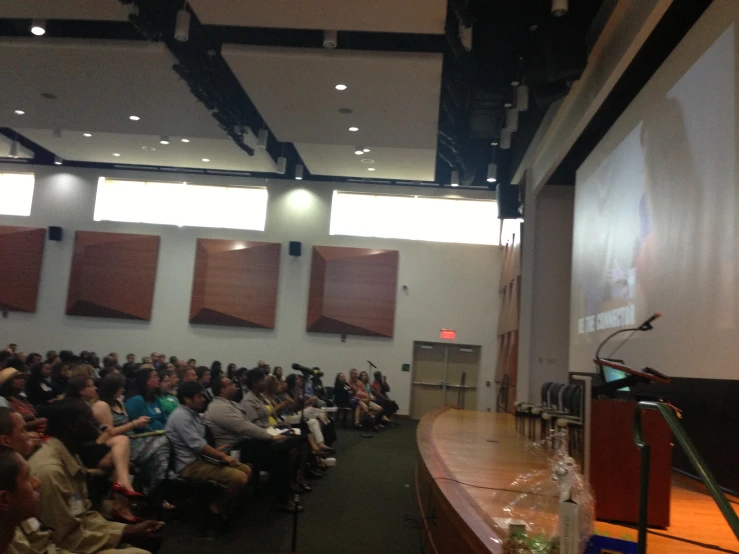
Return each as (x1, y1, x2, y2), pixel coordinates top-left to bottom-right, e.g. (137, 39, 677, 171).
(440, 329, 456, 340)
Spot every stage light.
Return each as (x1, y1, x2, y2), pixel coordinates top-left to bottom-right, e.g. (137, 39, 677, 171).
(30, 20, 46, 36)
(516, 84, 529, 112)
(276, 156, 287, 175)
(323, 30, 338, 49)
(487, 163, 497, 183)
(506, 108, 519, 132)
(335, 84, 347, 91)
(295, 164, 304, 180)
(257, 129, 268, 149)
(500, 129, 512, 150)
(175, 9, 191, 42)
(552, 0, 568, 16)
(160, 136, 170, 145)
(451, 170, 460, 187)
(54, 156, 62, 166)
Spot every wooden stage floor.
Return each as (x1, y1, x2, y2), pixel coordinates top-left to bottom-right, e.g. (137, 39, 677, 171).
(417, 408, 739, 554)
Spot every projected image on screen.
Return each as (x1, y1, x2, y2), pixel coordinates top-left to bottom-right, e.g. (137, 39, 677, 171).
(571, 20, 736, 378)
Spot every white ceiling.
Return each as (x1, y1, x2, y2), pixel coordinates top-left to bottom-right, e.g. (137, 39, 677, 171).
(0, 0, 130, 21)
(0, 38, 276, 172)
(222, 45, 442, 180)
(187, 0, 447, 34)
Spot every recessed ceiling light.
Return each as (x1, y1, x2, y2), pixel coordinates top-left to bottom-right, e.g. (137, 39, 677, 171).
(54, 156, 62, 166)
(354, 149, 363, 155)
(160, 136, 170, 145)
(451, 183, 459, 187)
(141, 146, 156, 152)
(363, 148, 370, 153)
(367, 167, 376, 171)
(113, 153, 121, 157)
(30, 20, 46, 36)
(83, 133, 92, 137)
(335, 84, 347, 91)
(14, 110, 25, 115)
(348, 127, 359, 132)
(181, 138, 190, 143)
(129, 115, 140, 121)
(201, 158, 210, 162)
(360, 159, 374, 164)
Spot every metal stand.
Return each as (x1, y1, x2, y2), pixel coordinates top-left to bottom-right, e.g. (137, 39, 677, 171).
(290, 370, 311, 553)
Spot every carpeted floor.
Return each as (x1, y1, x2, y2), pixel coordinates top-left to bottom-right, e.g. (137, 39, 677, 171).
(159, 421, 422, 554)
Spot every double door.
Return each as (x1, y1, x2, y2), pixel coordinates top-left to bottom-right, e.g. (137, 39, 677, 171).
(410, 341, 481, 420)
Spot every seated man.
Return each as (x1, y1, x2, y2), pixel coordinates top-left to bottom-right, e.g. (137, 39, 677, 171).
(205, 376, 302, 513)
(26, 399, 162, 554)
(0, 407, 42, 459)
(164, 381, 250, 523)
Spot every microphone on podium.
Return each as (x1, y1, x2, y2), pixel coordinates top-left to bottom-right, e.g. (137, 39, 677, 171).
(638, 312, 662, 331)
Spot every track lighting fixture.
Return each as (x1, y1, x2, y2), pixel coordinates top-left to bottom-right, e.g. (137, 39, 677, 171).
(487, 163, 497, 183)
(323, 30, 338, 49)
(276, 156, 287, 175)
(175, 8, 191, 42)
(450, 170, 460, 187)
(500, 129, 512, 150)
(516, 84, 529, 112)
(295, 164, 304, 180)
(506, 108, 519, 132)
(54, 156, 62, 166)
(160, 136, 170, 145)
(257, 129, 268, 149)
(9, 140, 19, 158)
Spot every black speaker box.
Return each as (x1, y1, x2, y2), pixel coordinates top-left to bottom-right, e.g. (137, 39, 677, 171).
(289, 241, 302, 257)
(496, 183, 520, 220)
(48, 226, 63, 241)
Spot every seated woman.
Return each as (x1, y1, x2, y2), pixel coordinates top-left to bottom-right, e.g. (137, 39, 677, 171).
(93, 373, 174, 510)
(50, 361, 70, 398)
(372, 371, 399, 422)
(348, 369, 382, 428)
(64, 375, 143, 523)
(124, 367, 168, 433)
(157, 368, 179, 417)
(0, 369, 45, 432)
(25, 362, 59, 407)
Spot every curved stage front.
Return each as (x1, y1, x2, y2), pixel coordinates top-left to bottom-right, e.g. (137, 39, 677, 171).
(416, 407, 548, 554)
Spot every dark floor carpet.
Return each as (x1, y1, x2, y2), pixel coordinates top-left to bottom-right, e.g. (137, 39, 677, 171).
(159, 421, 422, 554)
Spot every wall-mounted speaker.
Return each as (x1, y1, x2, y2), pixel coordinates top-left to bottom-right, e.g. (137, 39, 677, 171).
(289, 241, 302, 257)
(48, 226, 63, 241)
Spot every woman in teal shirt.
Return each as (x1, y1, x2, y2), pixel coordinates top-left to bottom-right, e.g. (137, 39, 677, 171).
(125, 366, 167, 431)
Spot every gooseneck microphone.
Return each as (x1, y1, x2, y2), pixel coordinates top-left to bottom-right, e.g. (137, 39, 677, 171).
(594, 311, 662, 361)
(637, 311, 662, 331)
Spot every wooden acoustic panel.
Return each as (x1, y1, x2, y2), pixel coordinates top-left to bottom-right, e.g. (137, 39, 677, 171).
(0, 226, 46, 312)
(66, 231, 160, 320)
(307, 245, 399, 337)
(190, 239, 281, 329)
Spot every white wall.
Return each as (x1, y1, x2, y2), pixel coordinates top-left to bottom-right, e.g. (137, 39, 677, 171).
(0, 164, 502, 414)
(528, 186, 574, 400)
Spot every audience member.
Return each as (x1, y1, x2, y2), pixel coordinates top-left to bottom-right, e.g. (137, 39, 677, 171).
(125, 368, 167, 433)
(187, 359, 196, 369)
(257, 360, 270, 375)
(272, 366, 283, 381)
(0, 407, 41, 458)
(372, 371, 399, 422)
(348, 369, 382, 428)
(157, 369, 179, 417)
(26, 353, 42, 366)
(165, 382, 251, 525)
(205, 375, 303, 512)
(28, 399, 163, 553)
(195, 366, 213, 405)
(225, 363, 237, 380)
(25, 362, 59, 407)
(51, 361, 70, 397)
(93, 374, 173, 509)
(182, 367, 197, 383)
(0, 369, 42, 427)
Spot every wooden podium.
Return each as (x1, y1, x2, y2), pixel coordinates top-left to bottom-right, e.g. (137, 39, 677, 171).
(589, 399, 673, 527)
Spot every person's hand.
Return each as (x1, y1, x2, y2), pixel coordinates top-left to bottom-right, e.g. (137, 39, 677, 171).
(122, 520, 163, 542)
(133, 416, 151, 429)
(96, 428, 114, 444)
(272, 434, 287, 442)
(223, 455, 239, 467)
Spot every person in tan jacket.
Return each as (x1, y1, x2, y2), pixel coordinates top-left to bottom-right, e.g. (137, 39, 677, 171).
(26, 399, 162, 554)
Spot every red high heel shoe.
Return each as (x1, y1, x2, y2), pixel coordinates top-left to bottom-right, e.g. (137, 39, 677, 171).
(112, 482, 146, 499)
(110, 508, 143, 524)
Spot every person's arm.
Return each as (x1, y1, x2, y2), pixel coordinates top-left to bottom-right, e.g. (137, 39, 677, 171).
(91, 402, 147, 436)
(179, 412, 237, 465)
(208, 405, 272, 441)
(34, 465, 124, 552)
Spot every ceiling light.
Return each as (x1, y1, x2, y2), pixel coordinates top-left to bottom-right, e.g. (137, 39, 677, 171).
(360, 158, 374, 164)
(490, 141, 498, 146)
(160, 136, 170, 145)
(129, 115, 140, 121)
(257, 129, 268, 149)
(295, 164, 304, 180)
(500, 129, 512, 150)
(552, 0, 568, 16)
(276, 156, 287, 175)
(201, 158, 210, 162)
(348, 127, 359, 132)
(113, 153, 121, 157)
(363, 148, 370, 153)
(487, 163, 498, 183)
(354, 148, 363, 155)
(323, 30, 338, 49)
(506, 108, 519, 132)
(511, 80, 520, 87)
(14, 110, 25, 115)
(335, 84, 347, 91)
(30, 20, 46, 36)
(367, 168, 376, 172)
(54, 156, 62, 166)
(9, 140, 19, 158)
(451, 170, 460, 187)
(174, 8, 191, 42)
(181, 138, 190, 143)
(83, 133, 92, 138)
